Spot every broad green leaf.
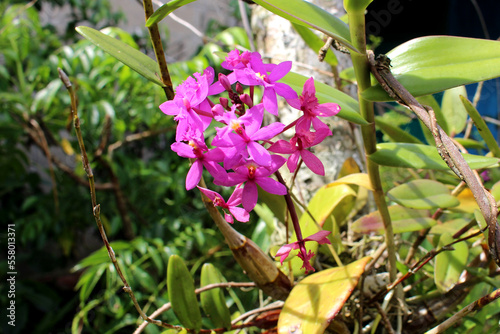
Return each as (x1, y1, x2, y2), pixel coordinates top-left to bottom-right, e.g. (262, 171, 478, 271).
(352, 205, 436, 234)
(167, 255, 202, 331)
(363, 36, 500, 101)
(375, 116, 423, 144)
(278, 257, 371, 334)
(252, 0, 357, 52)
(280, 72, 366, 125)
(327, 173, 373, 191)
(145, 0, 198, 27)
(75, 26, 165, 87)
(292, 23, 338, 67)
(492, 181, 500, 202)
(441, 86, 468, 136)
(429, 218, 470, 235)
(369, 143, 500, 170)
(200, 264, 232, 330)
(434, 232, 468, 292)
(387, 179, 460, 209)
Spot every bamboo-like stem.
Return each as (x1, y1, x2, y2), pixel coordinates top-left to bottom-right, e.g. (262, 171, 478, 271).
(142, 0, 175, 100)
(346, 7, 399, 297)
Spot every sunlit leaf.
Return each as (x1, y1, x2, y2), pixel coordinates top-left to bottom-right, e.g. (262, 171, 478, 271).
(145, 0, 198, 27)
(252, 0, 356, 52)
(441, 86, 468, 136)
(434, 232, 469, 292)
(352, 205, 436, 234)
(370, 143, 499, 170)
(278, 257, 371, 334)
(387, 179, 460, 209)
(75, 26, 165, 87)
(327, 173, 373, 191)
(363, 36, 500, 101)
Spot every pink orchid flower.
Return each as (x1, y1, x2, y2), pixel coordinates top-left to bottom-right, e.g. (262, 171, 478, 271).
(275, 230, 331, 274)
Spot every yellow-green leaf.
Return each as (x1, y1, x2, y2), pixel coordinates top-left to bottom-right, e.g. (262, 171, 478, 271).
(278, 257, 371, 334)
(387, 179, 460, 209)
(327, 173, 373, 191)
(200, 264, 232, 330)
(363, 36, 500, 101)
(352, 205, 436, 234)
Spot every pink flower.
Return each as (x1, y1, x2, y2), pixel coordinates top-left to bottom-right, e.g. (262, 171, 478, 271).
(275, 230, 331, 274)
(197, 186, 249, 223)
(268, 128, 330, 175)
(212, 104, 285, 167)
(219, 155, 287, 211)
(171, 139, 227, 190)
(235, 57, 297, 116)
(288, 77, 341, 134)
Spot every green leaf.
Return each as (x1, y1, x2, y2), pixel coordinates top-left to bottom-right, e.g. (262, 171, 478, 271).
(280, 72, 366, 125)
(352, 205, 436, 234)
(291, 23, 338, 66)
(200, 264, 232, 330)
(75, 26, 165, 87)
(441, 86, 468, 136)
(369, 143, 500, 170)
(278, 257, 371, 334)
(363, 36, 500, 101)
(167, 255, 202, 331)
(387, 179, 460, 210)
(145, 0, 198, 27)
(252, 0, 356, 52)
(434, 232, 469, 292)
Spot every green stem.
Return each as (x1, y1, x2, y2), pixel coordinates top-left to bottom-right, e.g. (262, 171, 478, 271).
(347, 9, 398, 289)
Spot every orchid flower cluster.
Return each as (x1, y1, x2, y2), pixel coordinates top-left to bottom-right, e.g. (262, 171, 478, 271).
(159, 49, 340, 273)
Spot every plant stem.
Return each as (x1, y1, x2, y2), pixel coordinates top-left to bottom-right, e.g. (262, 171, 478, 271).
(346, 9, 398, 288)
(142, 0, 175, 100)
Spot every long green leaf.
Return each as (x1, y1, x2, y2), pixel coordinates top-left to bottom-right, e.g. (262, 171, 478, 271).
(75, 26, 165, 87)
(363, 36, 500, 101)
(252, 0, 357, 52)
(145, 0, 198, 27)
(280, 72, 366, 125)
(369, 143, 499, 170)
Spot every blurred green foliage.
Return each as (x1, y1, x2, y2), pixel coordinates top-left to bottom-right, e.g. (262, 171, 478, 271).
(0, 2, 259, 333)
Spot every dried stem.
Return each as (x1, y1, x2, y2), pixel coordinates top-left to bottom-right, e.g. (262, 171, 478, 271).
(58, 68, 173, 330)
(367, 50, 500, 267)
(425, 288, 500, 334)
